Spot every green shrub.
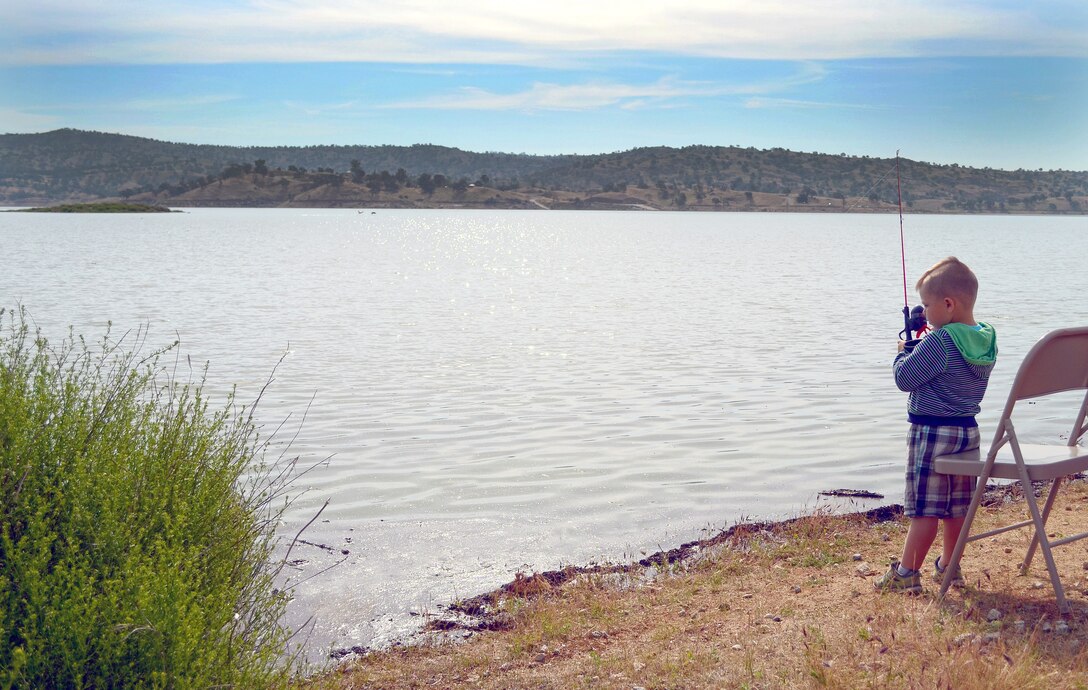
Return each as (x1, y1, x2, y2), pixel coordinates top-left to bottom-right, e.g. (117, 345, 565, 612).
(0, 309, 301, 688)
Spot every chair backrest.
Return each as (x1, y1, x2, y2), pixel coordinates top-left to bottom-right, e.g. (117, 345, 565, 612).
(1008, 327, 1088, 402)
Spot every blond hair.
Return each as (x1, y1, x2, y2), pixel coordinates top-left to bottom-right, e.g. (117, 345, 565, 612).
(916, 256, 978, 306)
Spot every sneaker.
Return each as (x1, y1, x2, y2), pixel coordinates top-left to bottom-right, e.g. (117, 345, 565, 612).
(874, 561, 922, 594)
(933, 557, 965, 588)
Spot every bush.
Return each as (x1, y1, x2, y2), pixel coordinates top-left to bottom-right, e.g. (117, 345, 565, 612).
(0, 309, 301, 688)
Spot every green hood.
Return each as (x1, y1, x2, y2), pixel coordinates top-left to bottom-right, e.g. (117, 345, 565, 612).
(942, 322, 997, 365)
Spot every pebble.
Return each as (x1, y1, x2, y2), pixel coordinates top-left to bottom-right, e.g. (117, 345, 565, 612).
(855, 563, 873, 577)
(743, 593, 753, 599)
(953, 633, 975, 647)
(533, 653, 546, 664)
(731, 644, 743, 651)
(765, 613, 782, 622)
(1032, 581, 1046, 589)
(987, 608, 1003, 622)
(852, 553, 863, 561)
(1056, 621, 1071, 635)
(590, 630, 609, 639)
(1043, 622, 1053, 633)
(1013, 620, 1026, 634)
(791, 585, 802, 594)
(981, 632, 1001, 645)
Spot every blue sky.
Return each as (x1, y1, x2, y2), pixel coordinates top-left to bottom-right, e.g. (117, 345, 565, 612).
(1, 1, 1086, 170)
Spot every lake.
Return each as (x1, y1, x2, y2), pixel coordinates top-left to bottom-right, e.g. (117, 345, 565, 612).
(2, 208, 1084, 657)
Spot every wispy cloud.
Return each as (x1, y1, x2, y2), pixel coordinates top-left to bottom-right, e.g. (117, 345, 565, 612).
(383, 79, 707, 112)
(384, 65, 829, 112)
(0, 107, 62, 132)
(0, 95, 241, 114)
(743, 97, 884, 110)
(123, 94, 240, 111)
(283, 100, 360, 116)
(2, 1, 1085, 65)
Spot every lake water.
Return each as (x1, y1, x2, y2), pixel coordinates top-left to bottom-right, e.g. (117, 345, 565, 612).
(2, 208, 1085, 657)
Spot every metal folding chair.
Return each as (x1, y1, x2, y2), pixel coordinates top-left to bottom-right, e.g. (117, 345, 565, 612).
(934, 327, 1088, 613)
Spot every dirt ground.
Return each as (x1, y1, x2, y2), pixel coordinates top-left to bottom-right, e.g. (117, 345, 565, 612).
(320, 479, 1088, 689)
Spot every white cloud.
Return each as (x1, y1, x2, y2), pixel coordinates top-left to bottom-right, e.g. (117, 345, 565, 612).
(383, 79, 711, 112)
(122, 95, 241, 111)
(384, 66, 830, 112)
(1, 0, 1085, 65)
(283, 99, 360, 116)
(0, 107, 62, 132)
(743, 97, 883, 110)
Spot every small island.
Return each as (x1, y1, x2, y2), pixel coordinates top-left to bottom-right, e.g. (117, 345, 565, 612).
(18, 202, 178, 213)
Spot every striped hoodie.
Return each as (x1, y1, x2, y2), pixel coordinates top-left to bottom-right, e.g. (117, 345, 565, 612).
(893, 323, 997, 426)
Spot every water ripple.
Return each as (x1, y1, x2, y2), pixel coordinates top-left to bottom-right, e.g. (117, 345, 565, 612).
(2, 208, 1084, 657)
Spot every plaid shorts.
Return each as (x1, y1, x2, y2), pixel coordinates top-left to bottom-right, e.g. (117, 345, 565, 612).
(904, 424, 980, 518)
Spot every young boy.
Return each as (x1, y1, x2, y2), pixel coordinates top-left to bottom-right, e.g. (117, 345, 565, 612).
(876, 256, 998, 593)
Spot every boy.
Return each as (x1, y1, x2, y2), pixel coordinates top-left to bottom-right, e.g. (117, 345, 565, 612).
(876, 256, 998, 593)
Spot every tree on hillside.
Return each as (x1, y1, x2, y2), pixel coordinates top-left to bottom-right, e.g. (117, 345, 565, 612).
(451, 177, 470, 199)
(417, 173, 436, 196)
(381, 170, 399, 193)
(221, 163, 245, 179)
(350, 160, 365, 183)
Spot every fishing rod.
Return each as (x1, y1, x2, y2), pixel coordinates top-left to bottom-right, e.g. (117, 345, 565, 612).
(896, 150, 928, 348)
(897, 151, 911, 341)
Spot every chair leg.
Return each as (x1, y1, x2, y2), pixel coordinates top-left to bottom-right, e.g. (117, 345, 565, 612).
(1023, 477, 1063, 573)
(1021, 478, 1070, 614)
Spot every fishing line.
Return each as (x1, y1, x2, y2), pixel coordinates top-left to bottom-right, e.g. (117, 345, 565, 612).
(842, 165, 898, 213)
(835, 153, 922, 341)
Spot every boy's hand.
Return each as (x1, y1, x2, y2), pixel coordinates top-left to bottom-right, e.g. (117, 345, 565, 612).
(897, 340, 906, 353)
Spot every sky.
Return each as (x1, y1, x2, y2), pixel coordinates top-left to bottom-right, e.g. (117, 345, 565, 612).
(1, 1, 1086, 171)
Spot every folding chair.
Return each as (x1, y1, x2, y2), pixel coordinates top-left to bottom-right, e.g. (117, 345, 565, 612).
(934, 326, 1088, 613)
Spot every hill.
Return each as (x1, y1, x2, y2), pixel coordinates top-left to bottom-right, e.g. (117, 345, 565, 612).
(1, 129, 1085, 213)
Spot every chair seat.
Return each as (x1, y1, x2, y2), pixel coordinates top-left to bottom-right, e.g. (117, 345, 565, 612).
(935, 444, 1088, 481)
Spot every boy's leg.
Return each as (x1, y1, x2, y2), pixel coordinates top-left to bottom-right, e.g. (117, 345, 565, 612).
(901, 517, 939, 571)
(941, 517, 966, 566)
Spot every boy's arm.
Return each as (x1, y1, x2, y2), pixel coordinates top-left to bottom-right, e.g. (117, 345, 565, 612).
(893, 333, 949, 392)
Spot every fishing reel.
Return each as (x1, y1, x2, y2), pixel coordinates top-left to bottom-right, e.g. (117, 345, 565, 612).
(899, 305, 929, 352)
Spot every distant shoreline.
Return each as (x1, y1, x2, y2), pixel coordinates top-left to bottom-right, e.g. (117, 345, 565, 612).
(5, 130, 1085, 214)
(6, 200, 1085, 217)
(12, 202, 179, 213)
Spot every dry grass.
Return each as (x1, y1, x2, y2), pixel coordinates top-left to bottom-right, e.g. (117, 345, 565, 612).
(319, 481, 1088, 689)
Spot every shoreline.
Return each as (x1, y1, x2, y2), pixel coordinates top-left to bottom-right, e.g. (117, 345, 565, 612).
(327, 480, 1045, 661)
(6, 200, 1087, 217)
(328, 476, 1088, 688)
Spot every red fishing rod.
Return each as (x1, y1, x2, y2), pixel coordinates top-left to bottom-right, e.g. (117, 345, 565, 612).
(897, 151, 912, 340)
(897, 151, 928, 347)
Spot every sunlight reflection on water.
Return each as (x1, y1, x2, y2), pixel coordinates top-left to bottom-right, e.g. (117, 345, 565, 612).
(3, 208, 1084, 656)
